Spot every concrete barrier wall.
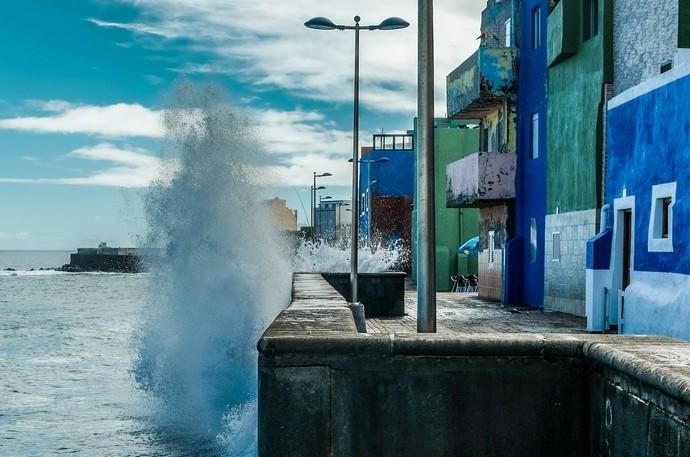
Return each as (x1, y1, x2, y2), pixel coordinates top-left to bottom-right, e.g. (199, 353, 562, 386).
(258, 274, 690, 457)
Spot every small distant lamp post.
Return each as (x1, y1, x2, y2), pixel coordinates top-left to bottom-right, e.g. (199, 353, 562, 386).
(306, 15, 409, 331)
(312, 172, 332, 234)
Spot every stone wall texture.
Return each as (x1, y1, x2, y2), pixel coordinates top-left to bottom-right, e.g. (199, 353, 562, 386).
(613, 0, 679, 95)
(544, 209, 598, 316)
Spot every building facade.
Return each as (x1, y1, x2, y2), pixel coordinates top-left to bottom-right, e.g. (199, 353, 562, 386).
(262, 197, 298, 232)
(505, 0, 549, 307)
(543, 0, 613, 315)
(412, 119, 481, 292)
(586, 1, 690, 339)
(359, 133, 414, 248)
(445, 0, 518, 301)
(315, 199, 351, 243)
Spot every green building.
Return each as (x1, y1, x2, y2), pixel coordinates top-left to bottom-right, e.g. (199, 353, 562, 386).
(412, 119, 479, 292)
(544, 0, 613, 315)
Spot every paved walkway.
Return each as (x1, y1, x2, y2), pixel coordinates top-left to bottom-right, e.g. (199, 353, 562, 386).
(367, 291, 587, 335)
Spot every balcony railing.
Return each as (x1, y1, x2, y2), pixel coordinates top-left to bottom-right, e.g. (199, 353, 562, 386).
(373, 134, 414, 151)
(446, 47, 517, 119)
(446, 151, 516, 208)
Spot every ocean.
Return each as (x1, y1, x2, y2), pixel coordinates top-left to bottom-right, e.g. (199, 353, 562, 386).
(0, 251, 205, 456)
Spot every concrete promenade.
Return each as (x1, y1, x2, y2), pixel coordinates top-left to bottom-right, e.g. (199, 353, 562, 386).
(258, 273, 690, 457)
(367, 290, 587, 335)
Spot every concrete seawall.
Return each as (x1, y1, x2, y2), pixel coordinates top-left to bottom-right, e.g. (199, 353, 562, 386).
(258, 273, 690, 456)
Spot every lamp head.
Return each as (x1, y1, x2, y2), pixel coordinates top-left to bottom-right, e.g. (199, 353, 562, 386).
(305, 17, 338, 30)
(374, 17, 410, 30)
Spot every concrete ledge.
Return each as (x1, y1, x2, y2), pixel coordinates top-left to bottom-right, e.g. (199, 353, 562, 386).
(258, 273, 690, 457)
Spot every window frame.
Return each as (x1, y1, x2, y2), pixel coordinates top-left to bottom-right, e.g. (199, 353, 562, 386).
(532, 7, 541, 49)
(531, 112, 540, 159)
(583, 0, 599, 42)
(648, 182, 676, 252)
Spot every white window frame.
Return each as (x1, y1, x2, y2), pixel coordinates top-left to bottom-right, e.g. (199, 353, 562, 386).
(648, 182, 676, 252)
(529, 218, 538, 263)
(531, 112, 539, 159)
(504, 18, 512, 47)
(552, 232, 561, 262)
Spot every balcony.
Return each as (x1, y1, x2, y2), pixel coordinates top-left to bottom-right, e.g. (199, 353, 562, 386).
(446, 151, 516, 208)
(547, 0, 579, 67)
(446, 47, 517, 119)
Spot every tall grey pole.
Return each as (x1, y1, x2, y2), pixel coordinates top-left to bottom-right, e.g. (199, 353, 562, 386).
(312, 173, 317, 235)
(349, 16, 366, 332)
(417, 0, 436, 333)
(367, 161, 372, 245)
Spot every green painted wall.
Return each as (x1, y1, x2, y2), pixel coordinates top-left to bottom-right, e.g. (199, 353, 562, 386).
(546, 0, 613, 214)
(680, 0, 690, 48)
(412, 119, 479, 291)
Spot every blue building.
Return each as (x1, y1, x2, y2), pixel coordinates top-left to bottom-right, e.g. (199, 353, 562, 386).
(358, 133, 414, 244)
(586, 2, 690, 339)
(505, 0, 548, 307)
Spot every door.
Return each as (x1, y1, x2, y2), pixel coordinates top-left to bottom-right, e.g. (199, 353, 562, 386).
(622, 210, 632, 290)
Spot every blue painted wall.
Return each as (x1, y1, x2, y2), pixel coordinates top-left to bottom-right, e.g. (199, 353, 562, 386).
(607, 74, 690, 275)
(506, 0, 548, 307)
(359, 149, 414, 238)
(605, 72, 690, 340)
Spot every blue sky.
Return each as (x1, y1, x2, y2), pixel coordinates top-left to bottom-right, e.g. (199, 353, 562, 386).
(0, 0, 480, 250)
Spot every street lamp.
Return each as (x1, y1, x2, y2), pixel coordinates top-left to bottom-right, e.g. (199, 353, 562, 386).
(306, 15, 408, 332)
(312, 184, 327, 238)
(312, 172, 332, 235)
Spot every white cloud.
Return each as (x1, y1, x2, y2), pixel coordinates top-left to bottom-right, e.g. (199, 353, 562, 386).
(0, 143, 173, 188)
(92, 0, 482, 116)
(0, 102, 164, 138)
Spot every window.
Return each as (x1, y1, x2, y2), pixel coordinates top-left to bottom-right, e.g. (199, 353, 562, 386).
(530, 219, 538, 263)
(488, 230, 496, 266)
(552, 232, 561, 261)
(531, 113, 539, 159)
(661, 61, 673, 74)
(648, 182, 676, 252)
(532, 7, 541, 49)
(505, 18, 512, 47)
(583, 0, 599, 41)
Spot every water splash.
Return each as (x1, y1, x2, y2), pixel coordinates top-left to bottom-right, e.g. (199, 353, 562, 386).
(291, 238, 408, 273)
(134, 84, 291, 456)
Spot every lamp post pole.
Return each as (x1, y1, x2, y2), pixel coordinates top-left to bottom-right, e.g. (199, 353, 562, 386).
(305, 15, 409, 332)
(417, 0, 436, 333)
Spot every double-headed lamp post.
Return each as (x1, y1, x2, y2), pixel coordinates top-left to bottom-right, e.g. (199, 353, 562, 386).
(305, 15, 409, 331)
(312, 172, 331, 235)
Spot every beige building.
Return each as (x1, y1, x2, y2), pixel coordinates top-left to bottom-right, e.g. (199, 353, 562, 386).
(262, 198, 298, 232)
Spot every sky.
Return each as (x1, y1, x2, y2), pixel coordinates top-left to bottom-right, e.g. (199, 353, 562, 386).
(0, 0, 481, 250)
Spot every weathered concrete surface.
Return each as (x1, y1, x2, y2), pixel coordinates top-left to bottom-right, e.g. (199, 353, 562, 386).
(446, 151, 517, 208)
(367, 289, 586, 335)
(258, 273, 690, 457)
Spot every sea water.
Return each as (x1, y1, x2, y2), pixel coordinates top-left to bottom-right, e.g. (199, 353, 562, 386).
(0, 85, 406, 456)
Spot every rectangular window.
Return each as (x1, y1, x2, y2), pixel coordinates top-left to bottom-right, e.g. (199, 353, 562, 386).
(583, 0, 599, 41)
(505, 18, 512, 47)
(661, 197, 672, 238)
(531, 113, 539, 159)
(552, 232, 561, 261)
(488, 230, 496, 266)
(532, 7, 541, 49)
(648, 182, 675, 252)
(530, 219, 538, 263)
(661, 61, 673, 74)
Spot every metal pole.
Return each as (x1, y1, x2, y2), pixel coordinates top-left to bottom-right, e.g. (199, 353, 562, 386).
(349, 16, 366, 332)
(312, 173, 317, 236)
(417, 0, 436, 333)
(367, 161, 372, 246)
